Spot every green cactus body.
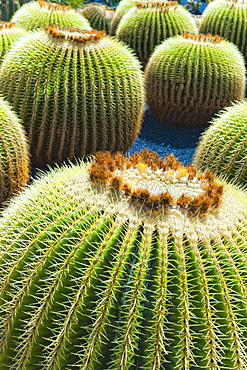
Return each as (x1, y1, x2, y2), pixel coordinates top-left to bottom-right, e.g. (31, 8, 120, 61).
(0, 25, 145, 167)
(199, 0, 247, 64)
(115, 1, 197, 67)
(0, 96, 29, 207)
(144, 33, 246, 128)
(0, 21, 26, 62)
(1, 149, 247, 368)
(0, 0, 19, 22)
(193, 100, 247, 185)
(80, 4, 115, 33)
(109, 0, 135, 35)
(11, 0, 91, 31)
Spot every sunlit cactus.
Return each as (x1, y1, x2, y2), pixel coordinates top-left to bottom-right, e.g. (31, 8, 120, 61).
(193, 100, 247, 185)
(0, 21, 25, 62)
(0, 25, 145, 167)
(79, 3, 115, 33)
(199, 0, 247, 64)
(116, 1, 197, 66)
(0, 96, 29, 207)
(145, 32, 246, 128)
(1, 149, 247, 368)
(109, 0, 135, 35)
(11, 0, 91, 31)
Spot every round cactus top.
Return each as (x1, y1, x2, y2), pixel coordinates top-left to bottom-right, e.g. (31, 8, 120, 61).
(38, 0, 72, 11)
(0, 21, 15, 29)
(45, 24, 106, 43)
(135, 0, 178, 10)
(89, 149, 224, 217)
(182, 32, 223, 44)
(226, 0, 247, 7)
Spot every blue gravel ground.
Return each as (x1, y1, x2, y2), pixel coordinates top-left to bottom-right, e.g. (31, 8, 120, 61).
(127, 108, 205, 165)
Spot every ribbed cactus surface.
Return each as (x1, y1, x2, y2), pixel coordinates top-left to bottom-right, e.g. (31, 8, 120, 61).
(0, 25, 145, 167)
(193, 100, 247, 185)
(0, 96, 29, 207)
(116, 1, 197, 66)
(1, 149, 247, 368)
(145, 33, 246, 128)
(0, 21, 25, 61)
(199, 0, 247, 64)
(80, 4, 115, 33)
(109, 0, 135, 35)
(11, 0, 91, 31)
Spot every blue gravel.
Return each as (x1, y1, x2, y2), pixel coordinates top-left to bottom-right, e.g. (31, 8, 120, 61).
(127, 108, 205, 165)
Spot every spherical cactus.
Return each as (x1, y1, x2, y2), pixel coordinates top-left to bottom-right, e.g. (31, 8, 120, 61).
(199, 0, 247, 64)
(79, 4, 115, 33)
(11, 0, 91, 31)
(0, 25, 145, 167)
(116, 1, 197, 67)
(109, 0, 135, 35)
(0, 21, 25, 62)
(193, 100, 247, 186)
(1, 149, 247, 368)
(0, 96, 29, 207)
(145, 32, 246, 128)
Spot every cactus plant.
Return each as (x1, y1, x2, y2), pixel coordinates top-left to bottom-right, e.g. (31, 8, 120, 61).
(0, 96, 29, 207)
(0, 24, 145, 167)
(11, 0, 91, 31)
(1, 148, 247, 368)
(0, 21, 25, 62)
(193, 100, 247, 186)
(116, 1, 197, 67)
(199, 0, 247, 64)
(79, 4, 115, 33)
(109, 0, 135, 35)
(145, 33, 246, 128)
(0, 0, 20, 21)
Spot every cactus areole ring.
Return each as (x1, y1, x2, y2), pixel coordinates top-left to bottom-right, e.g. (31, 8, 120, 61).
(44, 24, 106, 43)
(0, 21, 15, 29)
(89, 149, 224, 216)
(38, 0, 72, 11)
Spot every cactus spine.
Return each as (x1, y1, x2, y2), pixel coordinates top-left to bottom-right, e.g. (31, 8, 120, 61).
(144, 33, 246, 128)
(0, 0, 19, 21)
(0, 96, 29, 207)
(1, 149, 247, 368)
(116, 1, 197, 66)
(0, 21, 25, 62)
(11, 0, 91, 31)
(193, 100, 247, 185)
(0, 25, 145, 167)
(199, 0, 247, 64)
(79, 4, 115, 33)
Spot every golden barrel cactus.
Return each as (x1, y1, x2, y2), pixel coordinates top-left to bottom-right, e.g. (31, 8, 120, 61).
(79, 4, 115, 33)
(0, 20, 25, 61)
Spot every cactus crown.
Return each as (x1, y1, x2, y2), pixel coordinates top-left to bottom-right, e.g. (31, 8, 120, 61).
(45, 24, 106, 43)
(89, 149, 224, 216)
(38, 0, 71, 11)
(182, 32, 223, 43)
(135, 0, 178, 10)
(0, 20, 14, 28)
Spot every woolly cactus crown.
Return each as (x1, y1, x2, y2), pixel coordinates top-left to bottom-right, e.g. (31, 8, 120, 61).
(144, 32, 246, 127)
(199, 0, 247, 63)
(1, 149, 247, 368)
(80, 4, 115, 33)
(0, 21, 26, 61)
(193, 99, 247, 185)
(0, 96, 29, 207)
(116, 0, 197, 66)
(11, 0, 91, 31)
(0, 24, 145, 167)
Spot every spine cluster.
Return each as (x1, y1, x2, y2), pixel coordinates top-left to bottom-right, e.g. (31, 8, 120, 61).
(45, 24, 106, 43)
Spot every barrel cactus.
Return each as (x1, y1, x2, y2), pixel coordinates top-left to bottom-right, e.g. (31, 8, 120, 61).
(0, 0, 20, 22)
(1, 148, 247, 368)
(0, 24, 145, 167)
(11, 0, 91, 31)
(145, 32, 246, 128)
(193, 100, 247, 186)
(0, 96, 29, 207)
(109, 0, 135, 35)
(116, 1, 197, 67)
(199, 0, 247, 64)
(79, 4, 115, 33)
(0, 21, 25, 62)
